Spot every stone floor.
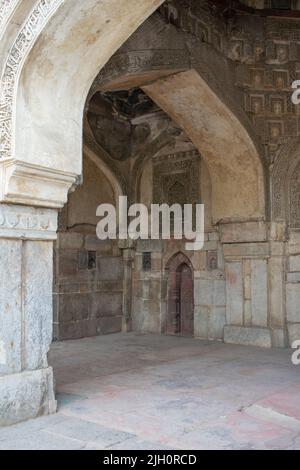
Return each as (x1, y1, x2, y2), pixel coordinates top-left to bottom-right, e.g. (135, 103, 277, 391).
(0, 333, 300, 450)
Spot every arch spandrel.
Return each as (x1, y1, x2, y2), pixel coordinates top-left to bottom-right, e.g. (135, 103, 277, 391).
(0, 0, 164, 207)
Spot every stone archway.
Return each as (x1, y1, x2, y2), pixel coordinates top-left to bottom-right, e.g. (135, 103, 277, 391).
(0, 0, 164, 207)
(0, 0, 267, 427)
(143, 70, 265, 223)
(165, 252, 194, 337)
(270, 138, 300, 347)
(84, 14, 266, 223)
(0, 0, 164, 427)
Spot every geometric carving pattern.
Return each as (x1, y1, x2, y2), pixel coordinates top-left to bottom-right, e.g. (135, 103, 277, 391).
(158, 1, 300, 166)
(90, 50, 189, 95)
(153, 150, 201, 205)
(271, 138, 300, 226)
(290, 160, 300, 228)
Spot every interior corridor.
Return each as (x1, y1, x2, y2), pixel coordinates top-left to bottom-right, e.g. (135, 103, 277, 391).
(0, 334, 299, 450)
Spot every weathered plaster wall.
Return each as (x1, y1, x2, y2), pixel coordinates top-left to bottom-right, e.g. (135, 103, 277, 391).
(67, 157, 115, 229)
(53, 157, 123, 340)
(86, 0, 300, 348)
(14, 0, 163, 171)
(143, 70, 265, 223)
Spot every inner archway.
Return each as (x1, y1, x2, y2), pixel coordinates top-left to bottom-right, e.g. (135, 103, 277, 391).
(0, 0, 284, 431)
(165, 253, 194, 337)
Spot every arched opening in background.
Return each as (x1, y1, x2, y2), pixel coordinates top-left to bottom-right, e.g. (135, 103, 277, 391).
(0, 0, 274, 429)
(165, 253, 194, 337)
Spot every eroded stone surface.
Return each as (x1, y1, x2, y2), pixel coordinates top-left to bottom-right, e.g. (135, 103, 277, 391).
(0, 368, 56, 427)
(224, 326, 272, 348)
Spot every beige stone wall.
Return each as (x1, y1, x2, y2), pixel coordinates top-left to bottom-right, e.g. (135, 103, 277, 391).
(50, 1, 300, 348)
(2, 0, 300, 362)
(67, 157, 115, 230)
(53, 157, 124, 340)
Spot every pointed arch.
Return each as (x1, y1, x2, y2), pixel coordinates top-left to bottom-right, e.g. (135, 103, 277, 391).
(271, 137, 300, 227)
(0, 0, 164, 207)
(143, 70, 266, 223)
(164, 251, 194, 337)
(165, 251, 194, 274)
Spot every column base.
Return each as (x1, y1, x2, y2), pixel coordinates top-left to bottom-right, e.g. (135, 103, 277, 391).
(224, 326, 272, 348)
(0, 367, 57, 427)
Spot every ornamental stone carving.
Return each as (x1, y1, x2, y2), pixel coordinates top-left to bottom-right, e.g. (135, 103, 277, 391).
(153, 150, 201, 205)
(0, 204, 58, 239)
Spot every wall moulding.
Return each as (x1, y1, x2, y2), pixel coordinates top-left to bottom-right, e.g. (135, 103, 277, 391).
(0, 203, 57, 240)
(223, 242, 270, 260)
(90, 49, 190, 95)
(271, 137, 300, 227)
(219, 221, 268, 244)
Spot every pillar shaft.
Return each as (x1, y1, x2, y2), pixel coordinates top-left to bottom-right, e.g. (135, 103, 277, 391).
(0, 204, 58, 426)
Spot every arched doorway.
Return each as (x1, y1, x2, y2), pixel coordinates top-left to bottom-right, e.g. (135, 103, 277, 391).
(165, 253, 194, 337)
(0, 0, 269, 426)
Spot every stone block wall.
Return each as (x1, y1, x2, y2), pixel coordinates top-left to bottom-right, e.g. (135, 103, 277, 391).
(193, 232, 226, 341)
(194, 275, 226, 341)
(221, 221, 290, 348)
(130, 223, 298, 349)
(286, 231, 300, 344)
(132, 241, 164, 333)
(132, 234, 227, 340)
(53, 232, 123, 340)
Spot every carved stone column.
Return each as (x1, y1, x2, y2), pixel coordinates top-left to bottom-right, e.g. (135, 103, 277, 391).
(0, 204, 58, 426)
(119, 240, 136, 332)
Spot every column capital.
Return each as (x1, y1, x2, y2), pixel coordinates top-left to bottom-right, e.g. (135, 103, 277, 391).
(0, 159, 78, 209)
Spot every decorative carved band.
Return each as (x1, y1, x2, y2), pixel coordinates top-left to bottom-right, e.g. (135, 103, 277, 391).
(153, 150, 201, 206)
(271, 138, 300, 227)
(0, 0, 63, 159)
(90, 49, 189, 95)
(0, 204, 58, 240)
